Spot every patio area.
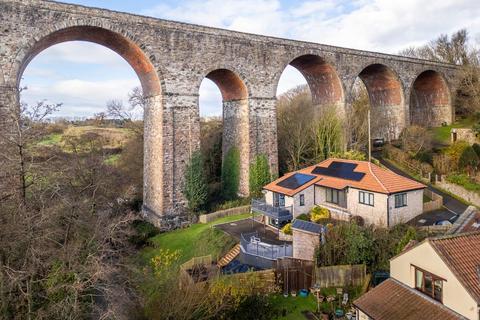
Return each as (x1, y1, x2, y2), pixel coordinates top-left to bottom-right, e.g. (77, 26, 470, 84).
(215, 216, 289, 245)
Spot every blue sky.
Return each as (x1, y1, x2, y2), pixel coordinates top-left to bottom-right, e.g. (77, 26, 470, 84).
(21, 0, 480, 118)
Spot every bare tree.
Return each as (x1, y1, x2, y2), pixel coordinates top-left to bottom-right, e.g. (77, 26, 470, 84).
(277, 85, 314, 172)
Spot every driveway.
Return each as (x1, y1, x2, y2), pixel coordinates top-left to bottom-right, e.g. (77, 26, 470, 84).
(375, 155, 468, 215)
(408, 209, 457, 227)
(214, 217, 290, 245)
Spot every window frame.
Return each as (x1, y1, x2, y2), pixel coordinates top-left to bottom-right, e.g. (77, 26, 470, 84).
(359, 191, 374, 206)
(413, 265, 445, 303)
(325, 188, 340, 205)
(395, 193, 408, 208)
(279, 193, 285, 207)
(299, 194, 305, 206)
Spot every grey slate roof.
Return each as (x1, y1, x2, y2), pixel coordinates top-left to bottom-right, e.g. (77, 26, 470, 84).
(292, 219, 322, 234)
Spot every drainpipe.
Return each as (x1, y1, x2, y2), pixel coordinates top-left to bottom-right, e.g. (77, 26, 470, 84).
(387, 196, 390, 228)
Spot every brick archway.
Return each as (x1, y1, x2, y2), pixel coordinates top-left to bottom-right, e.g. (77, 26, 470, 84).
(357, 63, 405, 140)
(16, 25, 161, 96)
(410, 70, 452, 127)
(287, 54, 345, 114)
(13, 24, 166, 220)
(202, 69, 250, 196)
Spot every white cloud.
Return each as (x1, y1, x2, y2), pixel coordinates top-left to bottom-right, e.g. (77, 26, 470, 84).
(22, 78, 139, 118)
(31, 42, 130, 67)
(199, 79, 223, 117)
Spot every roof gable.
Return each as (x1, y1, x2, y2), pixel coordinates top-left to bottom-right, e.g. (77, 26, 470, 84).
(430, 232, 480, 303)
(354, 278, 468, 320)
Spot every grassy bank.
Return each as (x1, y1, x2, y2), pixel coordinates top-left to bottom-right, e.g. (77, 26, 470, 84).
(431, 116, 477, 145)
(140, 213, 251, 265)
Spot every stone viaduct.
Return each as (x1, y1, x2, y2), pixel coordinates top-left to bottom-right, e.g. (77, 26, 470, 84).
(0, 0, 458, 225)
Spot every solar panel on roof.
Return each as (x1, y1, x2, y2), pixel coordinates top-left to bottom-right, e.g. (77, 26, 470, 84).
(311, 161, 365, 181)
(292, 219, 322, 234)
(277, 173, 316, 190)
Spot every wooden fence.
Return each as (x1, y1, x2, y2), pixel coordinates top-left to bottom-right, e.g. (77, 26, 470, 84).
(199, 205, 251, 223)
(315, 264, 366, 288)
(274, 258, 314, 293)
(226, 269, 278, 293)
(180, 255, 214, 271)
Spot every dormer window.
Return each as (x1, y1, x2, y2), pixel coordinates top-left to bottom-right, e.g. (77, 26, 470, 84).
(414, 266, 444, 303)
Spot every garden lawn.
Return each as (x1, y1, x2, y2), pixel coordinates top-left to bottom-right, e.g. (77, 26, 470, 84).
(140, 213, 251, 265)
(269, 286, 361, 319)
(269, 294, 317, 320)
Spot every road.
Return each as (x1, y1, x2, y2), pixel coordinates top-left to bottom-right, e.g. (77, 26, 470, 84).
(375, 155, 468, 215)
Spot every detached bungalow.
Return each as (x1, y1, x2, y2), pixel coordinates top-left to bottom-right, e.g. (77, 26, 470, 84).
(252, 158, 426, 228)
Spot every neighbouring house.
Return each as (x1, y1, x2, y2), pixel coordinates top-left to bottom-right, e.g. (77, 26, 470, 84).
(354, 232, 480, 320)
(252, 158, 426, 228)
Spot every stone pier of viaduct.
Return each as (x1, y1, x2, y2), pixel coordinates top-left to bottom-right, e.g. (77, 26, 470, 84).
(0, 0, 458, 225)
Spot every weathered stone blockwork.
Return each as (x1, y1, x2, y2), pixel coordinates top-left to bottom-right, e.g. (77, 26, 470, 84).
(0, 0, 458, 226)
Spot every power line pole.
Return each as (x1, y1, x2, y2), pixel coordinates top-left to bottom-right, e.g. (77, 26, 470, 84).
(368, 108, 372, 162)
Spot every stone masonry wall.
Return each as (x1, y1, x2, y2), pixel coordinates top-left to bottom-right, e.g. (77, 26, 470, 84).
(292, 229, 319, 261)
(0, 0, 458, 226)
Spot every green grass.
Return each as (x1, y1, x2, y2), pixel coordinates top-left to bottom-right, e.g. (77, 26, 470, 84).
(269, 294, 318, 319)
(140, 213, 251, 265)
(269, 286, 361, 319)
(104, 154, 120, 166)
(447, 174, 480, 193)
(431, 117, 478, 145)
(37, 133, 63, 146)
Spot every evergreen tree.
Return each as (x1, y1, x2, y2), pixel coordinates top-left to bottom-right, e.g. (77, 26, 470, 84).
(249, 154, 271, 197)
(459, 145, 480, 174)
(183, 151, 208, 212)
(222, 147, 240, 200)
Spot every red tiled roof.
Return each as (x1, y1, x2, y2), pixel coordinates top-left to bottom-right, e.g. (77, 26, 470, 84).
(354, 278, 468, 320)
(264, 158, 425, 196)
(430, 232, 480, 303)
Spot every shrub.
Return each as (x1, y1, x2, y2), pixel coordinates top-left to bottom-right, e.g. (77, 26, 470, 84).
(222, 147, 240, 200)
(296, 213, 310, 221)
(249, 154, 271, 197)
(183, 151, 208, 212)
(330, 150, 366, 161)
(445, 141, 469, 170)
(473, 143, 480, 157)
(459, 146, 479, 173)
(281, 223, 292, 235)
(130, 220, 159, 247)
(310, 206, 330, 223)
(414, 151, 433, 164)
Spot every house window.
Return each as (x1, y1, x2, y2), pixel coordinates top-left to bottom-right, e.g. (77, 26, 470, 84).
(359, 191, 374, 206)
(414, 267, 443, 302)
(299, 194, 305, 206)
(326, 188, 339, 204)
(395, 193, 408, 208)
(274, 193, 285, 207)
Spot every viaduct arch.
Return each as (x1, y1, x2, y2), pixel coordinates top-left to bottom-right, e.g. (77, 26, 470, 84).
(0, 0, 458, 226)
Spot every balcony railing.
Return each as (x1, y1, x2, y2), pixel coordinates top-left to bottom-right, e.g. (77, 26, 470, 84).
(251, 199, 293, 221)
(240, 232, 293, 260)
